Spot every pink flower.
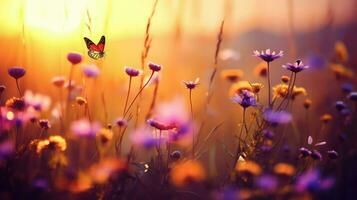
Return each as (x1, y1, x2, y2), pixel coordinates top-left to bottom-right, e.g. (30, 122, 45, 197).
(153, 97, 189, 127)
(130, 126, 158, 148)
(24, 90, 51, 111)
(67, 52, 83, 65)
(70, 119, 101, 137)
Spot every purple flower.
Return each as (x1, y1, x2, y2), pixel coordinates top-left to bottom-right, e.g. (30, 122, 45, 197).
(295, 170, 334, 192)
(148, 62, 162, 72)
(67, 52, 83, 65)
(82, 64, 100, 78)
(115, 118, 127, 127)
(232, 90, 256, 108)
(263, 110, 292, 125)
(262, 130, 274, 139)
(124, 66, 141, 77)
(183, 78, 200, 89)
(253, 49, 283, 62)
(335, 101, 346, 111)
(310, 150, 322, 160)
(130, 126, 158, 148)
(282, 59, 309, 73)
(299, 147, 312, 158)
(348, 91, 357, 101)
(38, 119, 51, 130)
(8, 67, 26, 79)
(70, 119, 101, 137)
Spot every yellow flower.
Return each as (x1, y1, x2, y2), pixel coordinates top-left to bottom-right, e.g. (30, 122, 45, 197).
(272, 84, 289, 99)
(170, 160, 206, 187)
(221, 69, 244, 82)
(334, 41, 348, 62)
(235, 160, 262, 176)
(274, 163, 295, 176)
(36, 139, 50, 154)
(330, 63, 354, 80)
(291, 86, 307, 99)
(253, 62, 267, 77)
(229, 81, 252, 97)
(250, 83, 264, 94)
(48, 135, 67, 152)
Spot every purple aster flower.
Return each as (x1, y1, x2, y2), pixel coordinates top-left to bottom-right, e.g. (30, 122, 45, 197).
(183, 78, 200, 90)
(335, 101, 346, 111)
(253, 49, 283, 62)
(341, 83, 353, 94)
(299, 147, 312, 158)
(124, 66, 141, 77)
(115, 117, 127, 127)
(148, 62, 162, 72)
(282, 59, 309, 73)
(232, 90, 256, 108)
(263, 110, 292, 125)
(310, 150, 322, 160)
(347, 91, 357, 101)
(67, 52, 83, 65)
(327, 150, 338, 159)
(70, 119, 101, 137)
(8, 67, 26, 79)
(82, 64, 100, 78)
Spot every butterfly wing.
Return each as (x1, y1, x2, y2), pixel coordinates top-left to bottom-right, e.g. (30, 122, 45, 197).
(84, 37, 100, 51)
(96, 36, 105, 52)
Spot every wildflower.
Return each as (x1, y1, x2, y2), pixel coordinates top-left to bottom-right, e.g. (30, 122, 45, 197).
(147, 118, 176, 131)
(70, 119, 101, 137)
(303, 99, 312, 109)
(130, 126, 158, 148)
(36, 135, 67, 154)
(170, 160, 206, 187)
(235, 160, 262, 176)
(281, 75, 290, 83)
(330, 64, 354, 80)
(0, 85, 6, 94)
(115, 118, 127, 127)
(229, 81, 253, 96)
(153, 97, 190, 128)
(335, 101, 346, 111)
(67, 52, 83, 65)
(170, 150, 182, 161)
(253, 49, 283, 62)
(24, 91, 51, 111)
(97, 128, 113, 144)
(311, 150, 322, 160)
(263, 110, 292, 125)
(148, 62, 162, 72)
(8, 66, 26, 79)
(124, 66, 141, 77)
(341, 83, 353, 94)
(272, 84, 289, 99)
(327, 150, 338, 159)
(256, 175, 278, 192)
(89, 158, 127, 184)
(253, 62, 267, 77)
(320, 114, 333, 123)
(220, 69, 243, 82)
(38, 119, 51, 130)
(334, 41, 348, 62)
(299, 147, 312, 158)
(274, 163, 295, 176)
(291, 86, 307, 99)
(250, 83, 264, 94)
(262, 130, 274, 139)
(183, 78, 200, 89)
(348, 92, 357, 101)
(232, 90, 256, 108)
(51, 76, 66, 87)
(282, 60, 309, 73)
(295, 170, 334, 192)
(82, 64, 100, 78)
(6, 97, 26, 111)
(75, 96, 87, 105)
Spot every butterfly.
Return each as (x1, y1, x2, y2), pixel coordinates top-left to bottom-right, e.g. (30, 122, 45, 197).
(83, 35, 105, 60)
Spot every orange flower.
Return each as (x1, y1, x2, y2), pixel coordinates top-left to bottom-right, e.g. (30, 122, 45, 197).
(334, 41, 348, 62)
(254, 62, 267, 77)
(272, 84, 289, 99)
(170, 160, 206, 187)
(321, 114, 333, 123)
(235, 160, 262, 176)
(221, 69, 244, 82)
(330, 63, 354, 80)
(303, 99, 312, 109)
(250, 83, 264, 94)
(274, 163, 295, 176)
(281, 75, 290, 83)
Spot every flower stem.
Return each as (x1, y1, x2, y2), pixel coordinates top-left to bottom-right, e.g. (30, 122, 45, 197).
(267, 62, 271, 108)
(15, 79, 22, 97)
(189, 89, 195, 159)
(123, 77, 132, 116)
(123, 71, 155, 118)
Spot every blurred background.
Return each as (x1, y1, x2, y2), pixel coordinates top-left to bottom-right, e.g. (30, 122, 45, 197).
(0, 0, 357, 173)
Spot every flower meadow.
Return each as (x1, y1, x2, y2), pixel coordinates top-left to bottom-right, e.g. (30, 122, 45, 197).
(1, 1, 357, 200)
